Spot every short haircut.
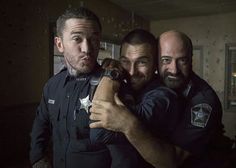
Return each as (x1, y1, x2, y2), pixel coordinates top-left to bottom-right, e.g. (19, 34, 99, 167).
(120, 29, 157, 59)
(56, 7, 102, 37)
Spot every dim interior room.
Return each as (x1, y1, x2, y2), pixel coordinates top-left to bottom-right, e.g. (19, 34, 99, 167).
(0, 0, 236, 167)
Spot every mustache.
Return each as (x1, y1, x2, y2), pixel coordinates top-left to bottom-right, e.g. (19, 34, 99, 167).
(80, 50, 93, 56)
(130, 75, 144, 81)
(163, 72, 186, 81)
(130, 77, 139, 82)
(164, 71, 183, 78)
(81, 54, 93, 60)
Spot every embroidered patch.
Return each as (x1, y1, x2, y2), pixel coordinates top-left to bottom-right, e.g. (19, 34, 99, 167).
(79, 95, 92, 113)
(191, 103, 212, 128)
(48, 99, 55, 104)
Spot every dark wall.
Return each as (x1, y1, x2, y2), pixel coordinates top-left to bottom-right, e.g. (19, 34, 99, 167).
(0, 103, 38, 167)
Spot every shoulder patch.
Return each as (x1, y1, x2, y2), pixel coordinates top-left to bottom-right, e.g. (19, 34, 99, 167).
(191, 103, 212, 128)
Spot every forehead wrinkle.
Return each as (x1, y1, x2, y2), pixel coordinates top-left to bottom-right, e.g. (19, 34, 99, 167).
(70, 31, 83, 35)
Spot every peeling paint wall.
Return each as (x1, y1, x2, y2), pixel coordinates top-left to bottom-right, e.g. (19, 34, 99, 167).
(151, 12, 236, 138)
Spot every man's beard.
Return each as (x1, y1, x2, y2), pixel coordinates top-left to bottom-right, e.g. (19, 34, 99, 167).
(66, 63, 78, 77)
(161, 71, 188, 90)
(130, 73, 152, 91)
(65, 59, 95, 77)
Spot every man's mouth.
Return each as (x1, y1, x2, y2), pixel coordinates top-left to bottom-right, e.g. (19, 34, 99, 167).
(82, 55, 93, 62)
(131, 77, 140, 83)
(167, 75, 179, 80)
(82, 55, 91, 59)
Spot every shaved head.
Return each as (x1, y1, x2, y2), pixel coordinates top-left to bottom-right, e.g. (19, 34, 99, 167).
(159, 30, 193, 58)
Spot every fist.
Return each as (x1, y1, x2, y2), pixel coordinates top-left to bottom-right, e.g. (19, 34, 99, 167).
(101, 58, 129, 81)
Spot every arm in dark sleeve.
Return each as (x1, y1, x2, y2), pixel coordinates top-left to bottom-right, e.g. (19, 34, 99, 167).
(90, 80, 134, 145)
(134, 87, 176, 128)
(90, 86, 179, 144)
(172, 89, 225, 157)
(90, 128, 126, 144)
(30, 84, 51, 165)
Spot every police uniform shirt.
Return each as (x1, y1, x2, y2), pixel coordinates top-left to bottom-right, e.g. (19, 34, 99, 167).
(171, 72, 224, 157)
(30, 65, 112, 168)
(134, 76, 185, 141)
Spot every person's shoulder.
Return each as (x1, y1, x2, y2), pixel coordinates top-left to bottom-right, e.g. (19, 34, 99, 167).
(191, 73, 212, 90)
(191, 73, 219, 97)
(45, 68, 67, 88)
(190, 73, 222, 108)
(143, 86, 178, 102)
(142, 75, 162, 92)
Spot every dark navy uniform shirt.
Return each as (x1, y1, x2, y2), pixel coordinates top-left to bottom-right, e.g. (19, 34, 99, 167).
(91, 74, 185, 141)
(90, 75, 184, 168)
(132, 73, 228, 168)
(172, 73, 224, 155)
(174, 73, 228, 168)
(90, 72, 229, 168)
(30, 65, 113, 168)
(136, 73, 229, 168)
(134, 78, 185, 141)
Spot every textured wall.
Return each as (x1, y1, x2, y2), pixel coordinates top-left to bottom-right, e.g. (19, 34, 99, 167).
(151, 12, 236, 138)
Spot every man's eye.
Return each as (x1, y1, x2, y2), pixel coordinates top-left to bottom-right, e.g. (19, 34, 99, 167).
(120, 60, 129, 65)
(178, 58, 189, 65)
(137, 60, 148, 66)
(161, 58, 171, 64)
(73, 37, 82, 42)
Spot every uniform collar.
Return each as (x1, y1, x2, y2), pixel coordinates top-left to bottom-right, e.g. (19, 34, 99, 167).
(181, 71, 197, 98)
(182, 80, 192, 97)
(63, 63, 102, 86)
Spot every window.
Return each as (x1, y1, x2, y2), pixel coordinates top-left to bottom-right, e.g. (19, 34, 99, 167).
(225, 43, 236, 112)
(192, 46, 203, 77)
(98, 42, 120, 65)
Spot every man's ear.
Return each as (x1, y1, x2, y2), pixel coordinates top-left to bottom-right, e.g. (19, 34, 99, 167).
(55, 36, 64, 53)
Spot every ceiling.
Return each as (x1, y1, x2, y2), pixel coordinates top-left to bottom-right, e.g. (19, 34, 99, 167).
(109, 0, 236, 21)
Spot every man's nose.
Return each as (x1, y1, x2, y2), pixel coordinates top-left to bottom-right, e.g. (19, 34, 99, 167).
(129, 64, 137, 76)
(81, 39, 90, 53)
(168, 61, 178, 74)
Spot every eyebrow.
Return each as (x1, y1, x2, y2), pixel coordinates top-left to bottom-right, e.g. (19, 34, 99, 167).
(137, 56, 150, 60)
(120, 56, 128, 60)
(120, 56, 150, 60)
(160, 55, 172, 58)
(70, 31, 83, 36)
